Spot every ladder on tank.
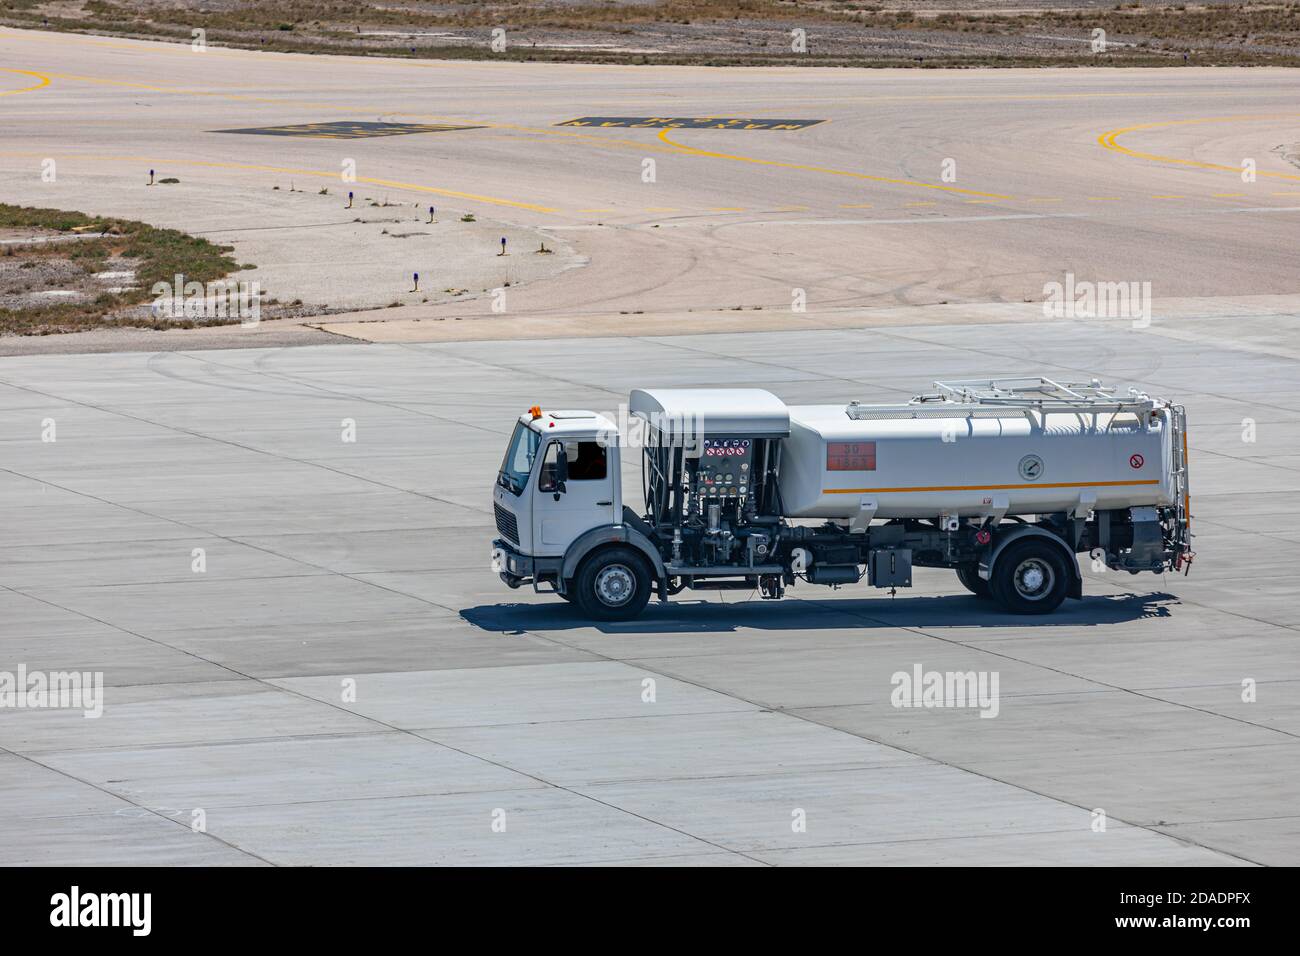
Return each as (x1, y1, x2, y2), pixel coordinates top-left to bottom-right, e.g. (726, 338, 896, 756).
(1168, 401, 1195, 572)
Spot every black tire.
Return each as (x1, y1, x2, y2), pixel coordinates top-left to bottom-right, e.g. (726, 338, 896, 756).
(956, 566, 992, 599)
(573, 546, 652, 622)
(989, 539, 1070, 615)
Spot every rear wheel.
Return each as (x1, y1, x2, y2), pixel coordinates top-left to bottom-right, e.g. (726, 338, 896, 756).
(956, 566, 991, 598)
(989, 539, 1069, 615)
(573, 546, 652, 622)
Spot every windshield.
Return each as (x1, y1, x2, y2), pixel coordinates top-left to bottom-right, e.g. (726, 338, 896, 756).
(498, 421, 541, 495)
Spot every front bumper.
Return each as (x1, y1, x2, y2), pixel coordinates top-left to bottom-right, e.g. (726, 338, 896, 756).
(492, 538, 563, 589)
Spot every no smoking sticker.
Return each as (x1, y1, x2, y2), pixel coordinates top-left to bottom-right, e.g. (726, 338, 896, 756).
(1130, 454, 1145, 469)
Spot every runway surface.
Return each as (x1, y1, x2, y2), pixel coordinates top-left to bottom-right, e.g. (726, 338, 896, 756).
(1, 26, 1298, 347)
(1, 27, 1298, 866)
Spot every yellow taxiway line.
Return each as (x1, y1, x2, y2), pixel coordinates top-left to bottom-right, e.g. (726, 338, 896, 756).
(655, 127, 1014, 201)
(0, 150, 557, 213)
(0, 67, 51, 96)
(1098, 115, 1300, 182)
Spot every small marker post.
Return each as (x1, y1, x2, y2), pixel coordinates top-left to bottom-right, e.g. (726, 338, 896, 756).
(499, 237, 507, 256)
(148, 169, 155, 186)
(412, 272, 419, 293)
(347, 191, 353, 209)
(428, 205, 435, 223)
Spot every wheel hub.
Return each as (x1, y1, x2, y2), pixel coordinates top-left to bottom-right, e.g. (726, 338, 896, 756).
(595, 564, 635, 606)
(1014, 558, 1054, 600)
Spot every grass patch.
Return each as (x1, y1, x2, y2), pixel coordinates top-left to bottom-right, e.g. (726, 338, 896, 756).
(0, 204, 244, 336)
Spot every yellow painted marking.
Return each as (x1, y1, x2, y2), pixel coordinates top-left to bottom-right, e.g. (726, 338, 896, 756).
(392, 111, 691, 155)
(0, 151, 557, 213)
(0, 68, 51, 96)
(826, 479, 1161, 494)
(710, 207, 746, 211)
(1211, 192, 1246, 198)
(1098, 114, 1300, 182)
(715, 89, 1266, 108)
(558, 117, 826, 132)
(840, 203, 874, 209)
(1273, 190, 1300, 196)
(25, 69, 355, 108)
(12, 65, 1008, 214)
(773, 205, 811, 211)
(578, 207, 615, 213)
(0, 33, 1266, 104)
(1151, 194, 1186, 199)
(905, 201, 937, 207)
(13, 68, 691, 167)
(1026, 197, 1063, 203)
(963, 199, 999, 204)
(586, 88, 1284, 109)
(655, 127, 1012, 201)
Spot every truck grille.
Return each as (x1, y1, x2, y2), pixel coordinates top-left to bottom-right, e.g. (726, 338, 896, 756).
(494, 502, 519, 544)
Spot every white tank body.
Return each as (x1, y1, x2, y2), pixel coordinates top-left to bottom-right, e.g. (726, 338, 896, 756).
(778, 404, 1175, 519)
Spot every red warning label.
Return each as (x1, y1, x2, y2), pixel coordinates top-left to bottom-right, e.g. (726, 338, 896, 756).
(1130, 454, 1145, 469)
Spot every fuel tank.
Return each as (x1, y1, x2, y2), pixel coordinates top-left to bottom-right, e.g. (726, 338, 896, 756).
(777, 403, 1175, 519)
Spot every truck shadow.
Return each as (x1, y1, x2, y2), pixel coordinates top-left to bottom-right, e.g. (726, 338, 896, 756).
(460, 591, 1177, 635)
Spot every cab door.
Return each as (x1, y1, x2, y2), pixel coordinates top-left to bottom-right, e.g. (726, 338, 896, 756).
(532, 436, 617, 556)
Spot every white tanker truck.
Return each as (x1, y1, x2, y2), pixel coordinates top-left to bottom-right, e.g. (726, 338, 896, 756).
(491, 378, 1193, 620)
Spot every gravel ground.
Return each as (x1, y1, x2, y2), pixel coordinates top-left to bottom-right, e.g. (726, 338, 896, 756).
(4, 2, 1296, 66)
(0, 248, 140, 310)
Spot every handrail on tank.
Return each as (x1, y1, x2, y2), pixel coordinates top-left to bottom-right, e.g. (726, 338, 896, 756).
(845, 376, 1165, 420)
(930, 377, 1145, 406)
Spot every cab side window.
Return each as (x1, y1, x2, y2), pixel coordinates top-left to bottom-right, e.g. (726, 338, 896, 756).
(568, 441, 607, 481)
(538, 440, 607, 492)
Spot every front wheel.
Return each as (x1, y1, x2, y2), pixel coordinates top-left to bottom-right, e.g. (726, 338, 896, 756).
(989, 539, 1069, 615)
(573, 547, 652, 622)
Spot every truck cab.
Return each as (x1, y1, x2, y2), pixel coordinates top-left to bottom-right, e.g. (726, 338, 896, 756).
(493, 407, 627, 591)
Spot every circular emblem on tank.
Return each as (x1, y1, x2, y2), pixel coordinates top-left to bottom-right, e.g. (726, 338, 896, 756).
(1018, 454, 1045, 481)
(1129, 453, 1145, 469)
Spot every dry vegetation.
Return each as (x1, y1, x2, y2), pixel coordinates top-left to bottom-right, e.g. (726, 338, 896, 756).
(0, 204, 243, 335)
(1, 1, 1297, 67)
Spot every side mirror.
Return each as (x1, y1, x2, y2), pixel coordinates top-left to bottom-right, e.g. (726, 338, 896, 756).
(553, 444, 569, 496)
(540, 442, 569, 495)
